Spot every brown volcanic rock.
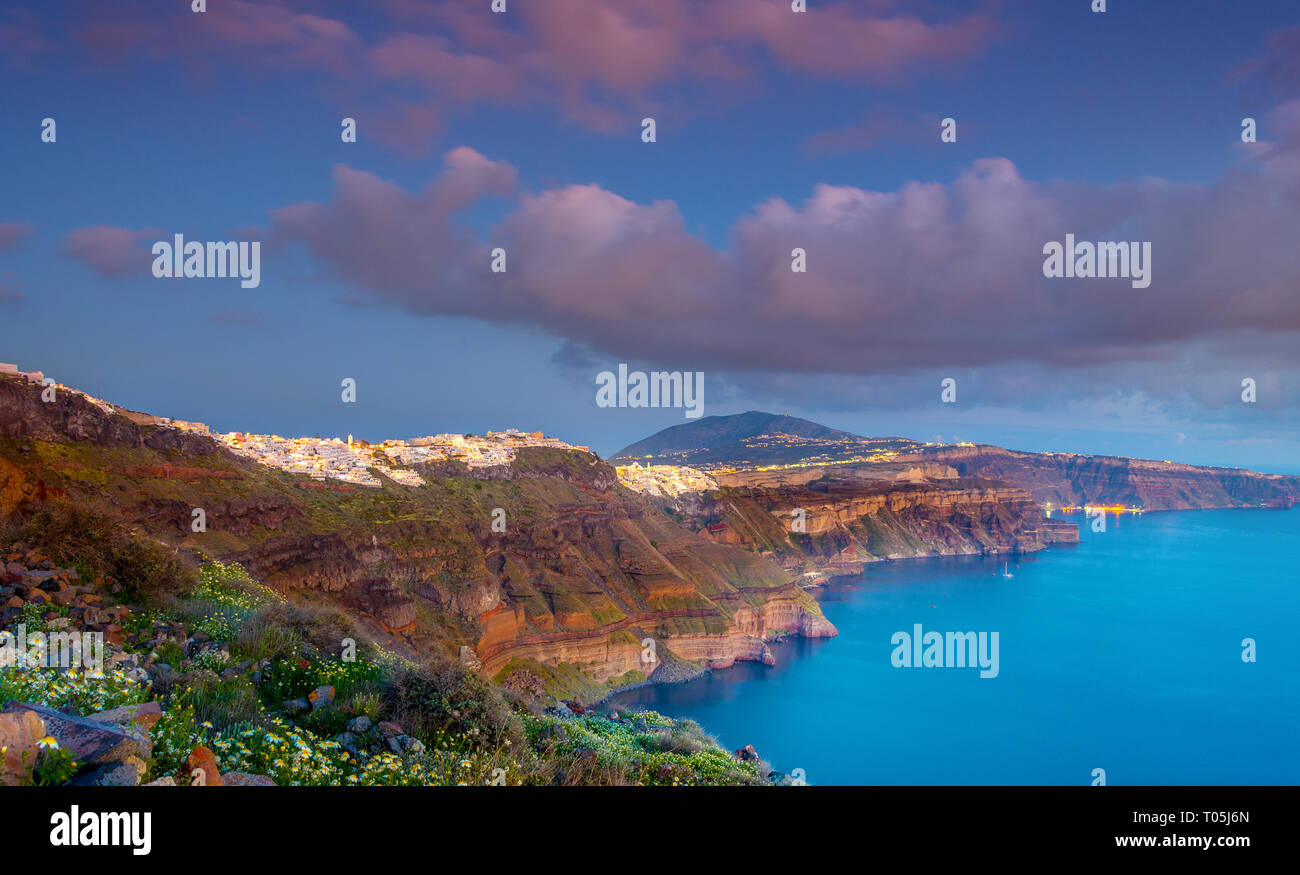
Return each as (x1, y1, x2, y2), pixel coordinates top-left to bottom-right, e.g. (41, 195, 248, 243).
(0, 375, 216, 455)
(687, 478, 1065, 575)
(3, 702, 151, 766)
(353, 578, 417, 633)
(0, 457, 67, 517)
(901, 445, 1300, 510)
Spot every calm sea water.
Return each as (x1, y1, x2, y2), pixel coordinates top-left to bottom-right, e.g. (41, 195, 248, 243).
(610, 509, 1300, 785)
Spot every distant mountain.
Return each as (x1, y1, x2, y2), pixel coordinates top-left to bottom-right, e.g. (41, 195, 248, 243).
(610, 411, 921, 468)
(609, 413, 1300, 512)
(612, 412, 853, 459)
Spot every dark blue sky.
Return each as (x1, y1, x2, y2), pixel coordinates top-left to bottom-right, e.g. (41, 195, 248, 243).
(1, 1, 1298, 469)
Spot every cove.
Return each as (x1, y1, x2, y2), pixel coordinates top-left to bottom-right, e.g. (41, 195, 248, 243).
(609, 509, 1300, 785)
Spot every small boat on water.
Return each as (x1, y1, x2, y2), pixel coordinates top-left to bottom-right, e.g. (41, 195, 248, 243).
(1001, 562, 1014, 579)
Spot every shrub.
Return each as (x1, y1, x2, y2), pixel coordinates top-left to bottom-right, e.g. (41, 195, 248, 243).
(187, 673, 265, 733)
(385, 656, 523, 752)
(0, 502, 196, 604)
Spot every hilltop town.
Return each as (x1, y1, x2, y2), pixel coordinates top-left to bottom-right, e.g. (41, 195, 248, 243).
(0, 364, 589, 488)
(218, 429, 589, 487)
(614, 462, 718, 497)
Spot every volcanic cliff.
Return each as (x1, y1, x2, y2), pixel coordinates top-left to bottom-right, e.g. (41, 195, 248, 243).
(667, 470, 1079, 577)
(0, 375, 835, 697)
(899, 445, 1300, 510)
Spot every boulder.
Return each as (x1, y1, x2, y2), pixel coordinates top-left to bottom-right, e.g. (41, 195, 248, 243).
(307, 685, 335, 710)
(221, 771, 275, 787)
(67, 761, 140, 787)
(3, 701, 150, 766)
(334, 731, 362, 755)
(373, 721, 403, 742)
(346, 715, 372, 734)
(182, 746, 223, 786)
(388, 734, 424, 755)
(87, 701, 163, 732)
(0, 709, 46, 786)
(458, 645, 483, 671)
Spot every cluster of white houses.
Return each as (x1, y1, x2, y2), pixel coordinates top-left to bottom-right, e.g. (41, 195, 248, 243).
(217, 429, 589, 487)
(615, 462, 718, 497)
(0, 362, 46, 383)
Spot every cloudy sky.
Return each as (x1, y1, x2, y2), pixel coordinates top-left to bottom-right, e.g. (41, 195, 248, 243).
(1, 0, 1298, 469)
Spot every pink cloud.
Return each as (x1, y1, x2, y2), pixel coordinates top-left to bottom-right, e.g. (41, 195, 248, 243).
(62, 0, 1001, 150)
(265, 116, 1300, 376)
(710, 0, 997, 79)
(211, 309, 268, 326)
(0, 282, 26, 309)
(268, 147, 515, 303)
(0, 221, 33, 251)
(61, 226, 159, 278)
(803, 111, 944, 154)
(0, 8, 54, 69)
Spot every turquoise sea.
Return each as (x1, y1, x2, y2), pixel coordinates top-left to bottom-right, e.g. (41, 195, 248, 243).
(610, 509, 1300, 785)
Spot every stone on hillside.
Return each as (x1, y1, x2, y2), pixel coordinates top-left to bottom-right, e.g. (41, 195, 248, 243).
(283, 697, 309, 714)
(67, 761, 140, 787)
(308, 685, 335, 710)
(146, 776, 177, 786)
(458, 645, 482, 671)
(502, 669, 546, 700)
(3, 701, 150, 766)
(346, 715, 372, 734)
(334, 731, 362, 755)
(388, 734, 424, 755)
(87, 701, 163, 732)
(0, 709, 46, 786)
(182, 746, 223, 786)
(221, 771, 275, 786)
(356, 578, 417, 633)
(373, 721, 402, 741)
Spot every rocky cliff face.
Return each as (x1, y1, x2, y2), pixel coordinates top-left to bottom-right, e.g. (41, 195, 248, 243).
(672, 477, 1078, 576)
(900, 445, 1300, 510)
(0, 375, 835, 695)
